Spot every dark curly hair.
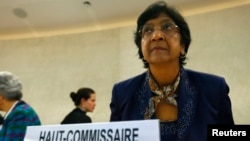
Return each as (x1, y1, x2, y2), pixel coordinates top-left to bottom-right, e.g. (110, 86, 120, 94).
(134, 1, 191, 68)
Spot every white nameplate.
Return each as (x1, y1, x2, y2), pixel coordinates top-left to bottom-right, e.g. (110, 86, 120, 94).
(24, 119, 160, 141)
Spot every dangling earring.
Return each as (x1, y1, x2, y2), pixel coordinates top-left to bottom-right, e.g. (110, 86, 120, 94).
(180, 53, 186, 59)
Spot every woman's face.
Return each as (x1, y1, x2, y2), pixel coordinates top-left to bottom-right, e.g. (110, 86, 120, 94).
(81, 93, 96, 112)
(141, 13, 185, 67)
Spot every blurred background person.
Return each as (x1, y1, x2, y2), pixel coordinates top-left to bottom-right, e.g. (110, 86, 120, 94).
(61, 87, 96, 124)
(0, 71, 41, 140)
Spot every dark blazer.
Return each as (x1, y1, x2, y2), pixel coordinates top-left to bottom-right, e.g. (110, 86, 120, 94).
(110, 68, 234, 141)
(61, 108, 91, 124)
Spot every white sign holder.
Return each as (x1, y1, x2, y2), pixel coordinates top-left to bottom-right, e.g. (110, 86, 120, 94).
(24, 119, 160, 141)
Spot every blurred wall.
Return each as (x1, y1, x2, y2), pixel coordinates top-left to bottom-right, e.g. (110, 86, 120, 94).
(0, 4, 249, 124)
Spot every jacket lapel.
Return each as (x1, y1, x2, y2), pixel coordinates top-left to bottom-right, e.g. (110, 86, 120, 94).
(176, 68, 198, 139)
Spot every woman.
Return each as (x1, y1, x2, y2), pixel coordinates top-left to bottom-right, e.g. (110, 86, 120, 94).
(0, 71, 41, 140)
(109, 1, 234, 141)
(61, 87, 96, 124)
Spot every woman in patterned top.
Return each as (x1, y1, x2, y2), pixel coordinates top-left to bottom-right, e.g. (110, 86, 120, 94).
(0, 71, 41, 141)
